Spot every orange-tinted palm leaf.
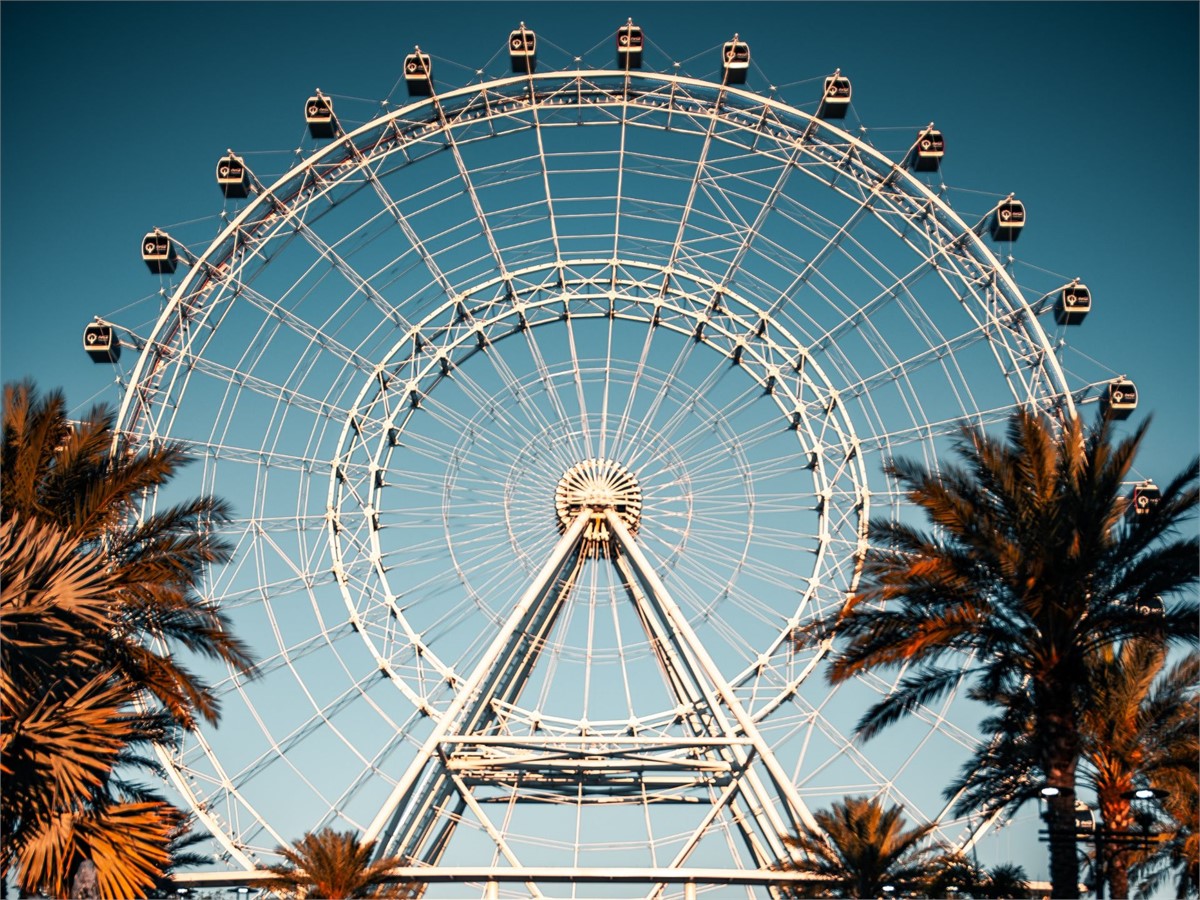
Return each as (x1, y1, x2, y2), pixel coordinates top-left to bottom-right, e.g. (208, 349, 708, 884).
(256, 828, 416, 899)
(14, 801, 177, 900)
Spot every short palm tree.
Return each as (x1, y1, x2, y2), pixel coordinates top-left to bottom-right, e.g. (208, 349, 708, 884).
(1, 381, 256, 897)
(1131, 760, 1199, 899)
(926, 855, 1032, 898)
(781, 795, 948, 897)
(254, 828, 418, 899)
(152, 816, 217, 895)
(813, 409, 1199, 899)
(980, 863, 1034, 899)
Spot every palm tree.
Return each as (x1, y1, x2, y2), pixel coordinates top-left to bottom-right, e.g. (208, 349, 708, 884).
(145, 816, 218, 897)
(1130, 692, 1200, 900)
(1085, 645, 1198, 898)
(254, 828, 419, 899)
(1, 381, 256, 896)
(812, 408, 1199, 898)
(926, 855, 1032, 898)
(1, 381, 255, 727)
(780, 795, 949, 897)
(1, 514, 183, 898)
(946, 644, 1198, 899)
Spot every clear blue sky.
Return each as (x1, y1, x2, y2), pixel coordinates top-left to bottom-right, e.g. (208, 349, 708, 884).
(3, 1, 1197, 888)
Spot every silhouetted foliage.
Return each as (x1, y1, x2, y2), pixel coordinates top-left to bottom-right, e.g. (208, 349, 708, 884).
(806, 408, 1199, 899)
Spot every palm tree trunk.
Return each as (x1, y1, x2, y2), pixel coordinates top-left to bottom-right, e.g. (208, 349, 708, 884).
(1099, 794, 1135, 899)
(1042, 707, 1082, 900)
(1045, 788, 1081, 900)
(69, 859, 100, 899)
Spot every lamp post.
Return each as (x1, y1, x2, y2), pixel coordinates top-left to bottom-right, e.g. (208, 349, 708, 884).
(1099, 788, 1170, 900)
(1037, 785, 1082, 896)
(1107, 788, 1170, 899)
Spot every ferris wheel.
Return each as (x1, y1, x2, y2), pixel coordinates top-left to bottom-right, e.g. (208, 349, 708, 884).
(90, 20, 1122, 897)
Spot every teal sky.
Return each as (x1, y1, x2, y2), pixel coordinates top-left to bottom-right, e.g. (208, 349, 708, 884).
(4, 2, 1196, 480)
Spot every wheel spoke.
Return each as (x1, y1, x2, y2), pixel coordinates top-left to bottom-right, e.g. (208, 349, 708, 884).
(102, 58, 1088, 884)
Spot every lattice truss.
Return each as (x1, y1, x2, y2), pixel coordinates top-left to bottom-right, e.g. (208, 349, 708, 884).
(97, 62, 1114, 897)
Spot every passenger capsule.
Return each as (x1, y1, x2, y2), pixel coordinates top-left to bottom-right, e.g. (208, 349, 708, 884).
(1102, 378, 1138, 419)
(1053, 283, 1091, 325)
(1074, 801, 1095, 835)
(83, 323, 120, 364)
(721, 35, 750, 84)
(989, 198, 1026, 242)
(1133, 594, 1164, 618)
(305, 93, 337, 139)
(404, 49, 433, 97)
(909, 127, 944, 172)
(818, 73, 851, 119)
(616, 19, 644, 69)
(1130, 480, 1161, 516)
(141, 230, 177, 275)
(509, 23, 537, 73)
(216, 153, 250, 199)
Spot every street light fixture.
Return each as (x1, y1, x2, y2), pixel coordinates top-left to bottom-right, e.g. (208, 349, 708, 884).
(1124, 787, 1168, 802)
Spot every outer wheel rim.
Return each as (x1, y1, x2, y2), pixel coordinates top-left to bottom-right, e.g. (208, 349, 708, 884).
(111, 65, 1080, 871)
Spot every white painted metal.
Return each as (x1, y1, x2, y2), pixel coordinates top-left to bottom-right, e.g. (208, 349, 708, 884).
(98, 44, 1101, 892)
(365, 508, 592, 848)
(365, 496, 820, 890)
(606, 509, 821, 840)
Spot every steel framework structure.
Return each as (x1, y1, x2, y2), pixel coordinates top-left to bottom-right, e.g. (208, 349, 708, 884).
(93, 45, 1117, 896)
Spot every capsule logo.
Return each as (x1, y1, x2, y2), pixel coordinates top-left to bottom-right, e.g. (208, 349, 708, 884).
(86, 331, 98, 345)
(145, 241, 157, 254)
(219, 165, 230, 177)
(920, 139, 931, 150)
(407, 61, 418, 72)
(619, 34, 629, 46)
(512, 38, 523, 49)
(1000, 208, 1012, 221)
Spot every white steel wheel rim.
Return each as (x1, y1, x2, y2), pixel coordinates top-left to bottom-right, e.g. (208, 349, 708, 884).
(330, 264, 862, 716)
(114, 69, 1077, 872)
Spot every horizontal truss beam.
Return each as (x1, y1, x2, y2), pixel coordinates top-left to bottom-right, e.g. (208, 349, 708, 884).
(172, 866, 827, 887)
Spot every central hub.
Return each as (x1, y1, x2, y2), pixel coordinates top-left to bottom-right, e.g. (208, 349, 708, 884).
(555, 459, 642, 547)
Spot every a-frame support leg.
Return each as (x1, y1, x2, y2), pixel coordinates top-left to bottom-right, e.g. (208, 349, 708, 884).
(364, 510, 592, 864)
